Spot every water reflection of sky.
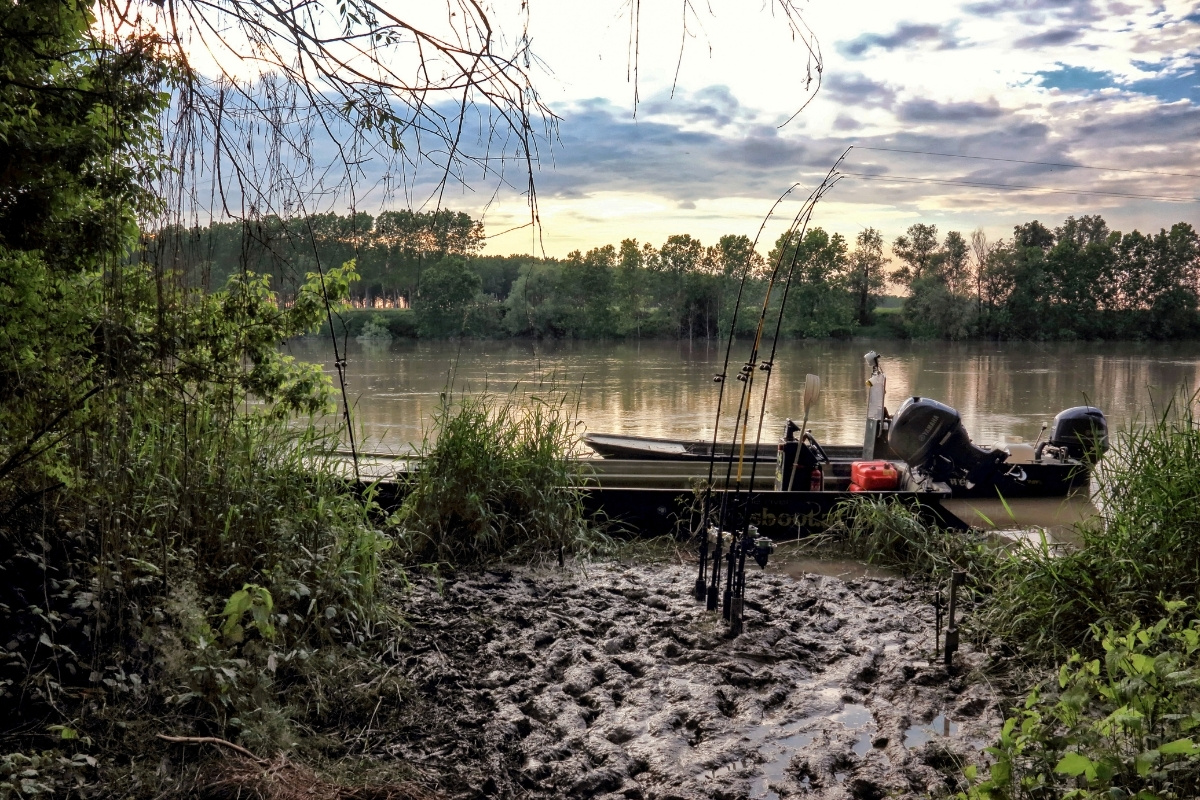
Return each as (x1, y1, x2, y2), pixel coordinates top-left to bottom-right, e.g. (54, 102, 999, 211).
(284, 338, 1200, 454)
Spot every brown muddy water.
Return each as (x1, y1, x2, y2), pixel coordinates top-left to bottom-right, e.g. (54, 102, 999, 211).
(285, 337, 1200, 454)
(389, 562, 998, 800)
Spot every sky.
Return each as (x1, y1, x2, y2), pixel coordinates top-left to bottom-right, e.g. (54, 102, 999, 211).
(174, 0, 1200, 261)
(435, 0, 1200, 260)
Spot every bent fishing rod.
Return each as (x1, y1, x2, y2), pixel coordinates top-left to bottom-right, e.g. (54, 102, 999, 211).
(720, 161, 847, 629)
(693, 183, 802, 603)
(716, 166, 844, 621)
(699, 189, 815, 611)
(740, 155, 847, 520)
(703, 151, 849, 623)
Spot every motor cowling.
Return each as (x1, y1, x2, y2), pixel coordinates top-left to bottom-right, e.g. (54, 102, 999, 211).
(888, 396, 1006, 485)
(1047, 406, 1108, 460)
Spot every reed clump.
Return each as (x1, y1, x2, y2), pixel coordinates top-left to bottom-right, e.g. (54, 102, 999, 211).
(818, 496, 992, 578)
(974, 390, 1200, 659)
(392, 385, 609, 566)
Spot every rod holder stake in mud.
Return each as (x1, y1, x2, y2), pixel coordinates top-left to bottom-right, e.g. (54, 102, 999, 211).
(944, 570, 966, 668)
(696, 526, 717, 602)
(933, 588, 943, 659)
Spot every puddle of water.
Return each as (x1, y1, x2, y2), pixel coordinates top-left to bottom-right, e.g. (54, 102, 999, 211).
(904, 713, 959, 747)
(737, 717, 819, 799)
(767, 555, 898, 582)
(831, 704, 872, 728)
(942, 496, 1094, 542)
(748, 777, 779, 800)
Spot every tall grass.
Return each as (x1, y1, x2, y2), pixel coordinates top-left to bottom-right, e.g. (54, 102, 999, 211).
(976, 390, 1200, 658)
(818, 496, 992, 578)
(83, 398, 387, 628)
(392, 384, 609, 565)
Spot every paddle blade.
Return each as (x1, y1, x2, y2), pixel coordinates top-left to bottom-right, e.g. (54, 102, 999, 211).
(802, 374, 822, 414)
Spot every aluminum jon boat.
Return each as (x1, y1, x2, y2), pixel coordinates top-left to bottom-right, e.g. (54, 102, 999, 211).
(583, 352, 1108, 500)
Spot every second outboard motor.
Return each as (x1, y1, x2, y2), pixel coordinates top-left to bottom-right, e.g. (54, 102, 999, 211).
(888, 396, 1007, 486)
(1041, 406, 1108, 461)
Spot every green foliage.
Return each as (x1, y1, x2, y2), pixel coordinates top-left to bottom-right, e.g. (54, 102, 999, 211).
(182, 208, 1200, 342)
(221, 584, 277, 643)
(769, 227, 858, 338)
(818, 496, 990, 577)
(847, 227, 889, 325)
(414, 256, 500, 337)
(392, 385, 610, 566)
(962, 603, 1200, 800)
(904, 274, 976, 340)
(0, 0, 395, 764)
(892, 223, 942, 287)
(976, 390, 1200, 658)
(978, 217, 1200, 341)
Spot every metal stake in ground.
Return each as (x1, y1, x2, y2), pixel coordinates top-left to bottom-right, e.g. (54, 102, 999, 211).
(933, 587, 943, 658)
(944, 571, 966, 668)
(730, 533, 749, 636)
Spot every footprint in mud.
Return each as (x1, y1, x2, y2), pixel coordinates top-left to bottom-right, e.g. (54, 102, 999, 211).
(390, 563, 1001, 800)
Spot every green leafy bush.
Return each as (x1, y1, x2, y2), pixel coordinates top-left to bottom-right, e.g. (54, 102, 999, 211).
(963, 601, 1200, 800)
(392, 385, 609, 565)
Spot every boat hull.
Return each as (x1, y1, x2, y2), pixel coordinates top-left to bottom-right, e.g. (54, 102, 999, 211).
(582, 433, 1089, 499)
(580, 486, 965, 538)
(361, 455, 968, 538)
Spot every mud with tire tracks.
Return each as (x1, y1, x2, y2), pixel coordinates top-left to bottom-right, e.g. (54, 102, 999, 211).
(382, 562, 1001, 799)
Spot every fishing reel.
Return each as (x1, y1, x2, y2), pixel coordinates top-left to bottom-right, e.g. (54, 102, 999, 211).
(751, 534, 776, 569)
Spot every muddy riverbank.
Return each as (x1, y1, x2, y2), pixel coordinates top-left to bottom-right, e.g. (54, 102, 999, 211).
(382, 561, 1001, 799)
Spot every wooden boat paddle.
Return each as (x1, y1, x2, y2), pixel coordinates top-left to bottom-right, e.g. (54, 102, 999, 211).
(787, 374, 821, 491)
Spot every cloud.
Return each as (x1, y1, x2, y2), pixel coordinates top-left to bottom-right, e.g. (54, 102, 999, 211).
(897, 98, 1005, 123)
(641, 85, 747, 128)
(838, 23, 961, 58)
(823, 73, 897, 109)
(964, 0, 1103, 22)
(833, 114, 863, 131)
(1014, 27, 1084, 48)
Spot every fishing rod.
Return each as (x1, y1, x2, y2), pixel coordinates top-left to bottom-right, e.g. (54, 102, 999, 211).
(702, 191, 814, 612)
(707, 152, 848, 629)
(742, 156, 847, 506)
(705, 175, 833, 613)
(694, 184, 802, 604)
(723, 158, 847, 630)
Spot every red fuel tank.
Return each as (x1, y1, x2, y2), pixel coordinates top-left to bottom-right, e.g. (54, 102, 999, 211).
(849, 460, 900, 491)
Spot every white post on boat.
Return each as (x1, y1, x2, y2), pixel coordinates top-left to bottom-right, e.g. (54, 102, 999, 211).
(863, 351, 888, 459)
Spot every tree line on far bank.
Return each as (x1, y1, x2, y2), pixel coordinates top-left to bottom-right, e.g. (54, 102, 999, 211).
(163, 210, 1200, 341)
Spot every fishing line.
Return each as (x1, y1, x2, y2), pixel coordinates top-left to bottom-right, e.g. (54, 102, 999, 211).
(705, 201, 810, 607)
(742, 159, 847, 517)
(705, 154, 847, 621)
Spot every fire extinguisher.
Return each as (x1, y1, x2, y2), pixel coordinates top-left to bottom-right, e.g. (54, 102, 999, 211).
(809, 466, 823, 491)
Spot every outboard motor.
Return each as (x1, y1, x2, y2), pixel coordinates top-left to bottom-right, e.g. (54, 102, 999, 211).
(888, 396, 1007, 486)
(1038, 406, 1108, 461)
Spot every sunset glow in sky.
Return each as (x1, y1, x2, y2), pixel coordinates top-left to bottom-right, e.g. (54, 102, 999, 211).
(455, 0, 1200, 258)
(179, 0, 1200, 260)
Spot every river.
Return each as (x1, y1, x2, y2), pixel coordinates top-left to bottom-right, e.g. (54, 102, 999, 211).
(285, 337, 1200, 455)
